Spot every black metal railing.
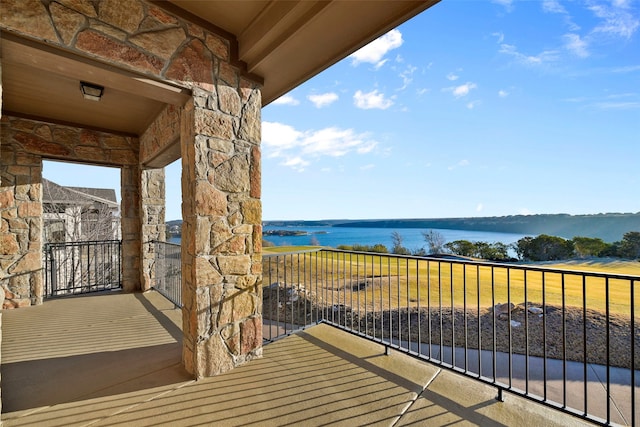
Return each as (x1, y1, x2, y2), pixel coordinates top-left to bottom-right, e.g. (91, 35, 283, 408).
(152, 240, 182, 307)
(263, 249, 324, 342)
(263, 248, 639, 427)
(44, 240, 122, 297)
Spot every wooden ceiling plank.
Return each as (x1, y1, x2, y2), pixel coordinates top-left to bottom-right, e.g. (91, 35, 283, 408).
(1, 34, 190, 106)
(241, 1, 330, 75)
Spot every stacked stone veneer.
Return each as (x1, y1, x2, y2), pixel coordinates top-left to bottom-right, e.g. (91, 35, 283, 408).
(140, 168, 165, 291)
(1, 0, 263, 378)
(138, 105, 179, 291)
(0, 116, 139, 302)
(0, 137, 43, 309)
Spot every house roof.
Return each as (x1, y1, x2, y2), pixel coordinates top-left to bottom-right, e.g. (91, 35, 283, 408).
(42, 179, 118, 208)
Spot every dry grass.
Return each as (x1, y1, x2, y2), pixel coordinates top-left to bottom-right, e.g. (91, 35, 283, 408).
(263, 251, 640, 316)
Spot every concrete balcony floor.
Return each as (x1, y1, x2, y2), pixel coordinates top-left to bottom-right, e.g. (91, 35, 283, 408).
(2, 291, 597, 426)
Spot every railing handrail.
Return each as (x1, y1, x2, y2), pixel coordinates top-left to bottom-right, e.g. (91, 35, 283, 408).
(150, 239, 181, 247)
(45, 239, 122, 247)
(310, 247, 640, 281)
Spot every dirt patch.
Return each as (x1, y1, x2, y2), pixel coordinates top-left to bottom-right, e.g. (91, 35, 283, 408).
(263, 283, 322, 327)
(354, 303, 639, 369)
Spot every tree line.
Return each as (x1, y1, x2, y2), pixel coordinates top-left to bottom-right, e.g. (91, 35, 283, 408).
(337, 230, 640, 262)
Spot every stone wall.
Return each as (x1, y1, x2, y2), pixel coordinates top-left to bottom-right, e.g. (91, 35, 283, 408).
(1, 0, 264, 379)
(139, 104, 181, 166)
(120, 164, 142, 293)
(1, 55, 4, 421)
(0, 116, 139, 303)
(178, 77, 263, 377)
(0, 123, 43, 309)
(0, 117, 138, 167)
(140, 168, 165, 291)
(0, 0, 237, 92)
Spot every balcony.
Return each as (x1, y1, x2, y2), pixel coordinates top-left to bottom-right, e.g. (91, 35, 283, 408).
(0, 291, 597, 426)
(2, 246, 638, 426)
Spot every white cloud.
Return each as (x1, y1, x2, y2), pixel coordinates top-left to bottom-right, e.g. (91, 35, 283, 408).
(498, 89, 509, 98)
(589, 2, 639, 39)
(542, 0, 581, 30)
(417, 88, 430, 96)
(453, 83, 477, 97)
(492, 32, 505, 44)
(562, 93, 640, 110)
(302, 127, 378, 157)
(444, 82, 477, 98)
(350, 29, 403, 68)
(353, 90, 394, 109)
(592, 101, 640, 110)
(281, 157, 310, 172)
(542, 0, 566, 14)
(499, 43, 559, 65)
(613, 65, 640, 73)
(398, 65, 417, 90)
(448, 159, 470, 170)
(466, 100, 481, 109)
(492, 0, 513, 12)
(308, 92, 339, 108)
(262, 121, 379, 170)
(519, 208, 534, 215)
(563, 33, 590, 58)
(262, 122, 303, 156)
(271, 94, 300, 106)
(476, 203, 484, 212)
(446, 72, 459, 81)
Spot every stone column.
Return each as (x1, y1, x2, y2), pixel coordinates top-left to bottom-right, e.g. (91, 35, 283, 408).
(1, 53, 4, 423)
(180, 80, 263, 378)
(0, 135, 43, 308)
(120, 165, 141, 293)
(140, 168, 166, 291)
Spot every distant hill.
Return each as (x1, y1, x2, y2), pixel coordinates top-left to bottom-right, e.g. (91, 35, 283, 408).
(264, 213, 640, 243)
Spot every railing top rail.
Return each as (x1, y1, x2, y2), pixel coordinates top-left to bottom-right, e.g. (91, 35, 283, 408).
(312, 248, 640, 281)
(45, 239, 122, 248)
(263, 248, 324, 257)
(150, 239, 181, 247)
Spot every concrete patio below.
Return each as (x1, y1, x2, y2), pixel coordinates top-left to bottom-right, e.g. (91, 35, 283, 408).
(1, 291, 595, 426)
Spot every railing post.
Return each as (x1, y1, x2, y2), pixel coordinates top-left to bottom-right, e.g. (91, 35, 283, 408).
(49, 244, 56, 295)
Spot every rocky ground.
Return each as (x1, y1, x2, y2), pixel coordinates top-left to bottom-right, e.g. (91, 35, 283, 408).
(263, 283, 639, 369)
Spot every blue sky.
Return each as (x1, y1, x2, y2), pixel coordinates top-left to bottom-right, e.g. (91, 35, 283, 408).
(44, 0, 640, 222)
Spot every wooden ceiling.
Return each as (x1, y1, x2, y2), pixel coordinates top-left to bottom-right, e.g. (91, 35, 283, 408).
(1, 1, 438, 139)
(1, 34, 190, 136)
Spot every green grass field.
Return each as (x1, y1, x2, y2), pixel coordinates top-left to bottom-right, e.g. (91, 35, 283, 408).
(263, 247, 640, 317)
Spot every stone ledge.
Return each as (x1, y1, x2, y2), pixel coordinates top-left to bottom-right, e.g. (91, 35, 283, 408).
(2, 298, 31, 309)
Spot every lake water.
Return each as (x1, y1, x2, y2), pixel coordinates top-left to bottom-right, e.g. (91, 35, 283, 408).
(262, 225, 530, 252)
(169, 226, 530, 252)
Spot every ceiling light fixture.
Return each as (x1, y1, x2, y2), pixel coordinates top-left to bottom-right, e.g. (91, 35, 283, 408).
(80, 81, 104, 101)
